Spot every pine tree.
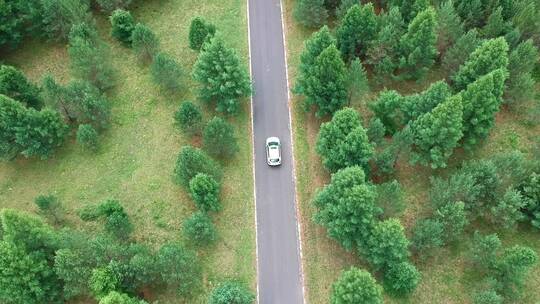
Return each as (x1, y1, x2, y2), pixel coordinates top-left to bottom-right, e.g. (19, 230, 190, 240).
(95, 0, 132, 13)
(481, 6, 509, 39)
(367, 218, 410, 271)
(336, 3, 377, 61)
(39, 0, 91, 41)
(293, 0, 328, 28)
(208, 282, 255, 304)
(131, 23, 160, 63)
(399, 7, 438, 79)
(452, 37, 508, 91)
(0, 65, 42, 109)
(453, 0, 483, 29)
(0, 1, 24, 50)
(110, 9, 135, 45)
(330, 267, 383, 304)
(347, 57, 369, 102)
(402, 80, 452, 122)
(436, 0, 464, 57)
(442, 29, 481, 76)
(400, 0, 429, 23)
(182, 212, 217, 246)
(303, 44, 348, 117)
(174, 101, 203, 136)
(192, 36, 251, 115)
(410, 95, 463, 168)
(202, 116, 238, 159)
(459, 69, 507, 148)
(369, 90, 404, 134)
(150, 52, 183, 92)
(174, 146, 222, 187)
(506, 39, 539, 105)
(77, 124, 99, 152)
(294, 26, 336, 96)
(512, 0, 540, 45)
(188, 17, 216, 51)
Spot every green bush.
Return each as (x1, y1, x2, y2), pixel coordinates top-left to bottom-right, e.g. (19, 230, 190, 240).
(412, 218, 444, 254)
(77, 124, 99, 152)
(34, 194, 64, 225)
(189, 173, 221, 212)
(208, 281, 255, 304)
(330, 267, 383, 304)
(150, 52, 183, 92)
(174, 101, 202, 136)
(203, 116, 239, 159)
(383, 262, 421, 296)
(188, 17, 216, 51)
(174, 146, 223, 187)
(110, 9, 135, 45)
(183, 212, 217, 246)
(0, 65, 42, 109)
(131, 23, 160, 63)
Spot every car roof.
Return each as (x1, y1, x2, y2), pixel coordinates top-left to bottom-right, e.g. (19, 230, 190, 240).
(268, 145, 280, 159)
(266, 137, 280, 145)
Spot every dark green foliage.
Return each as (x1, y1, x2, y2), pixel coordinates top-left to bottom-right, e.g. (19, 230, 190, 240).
(519, 172, 540, 229)
(376, 180, 405, 219)
(442, 29, 482, 76)
(183, 212, 217, 246)
(313, 166, 380, 250)
(495, 245, 538, 299)
(336, 3, 377, 60)
(156, 242, 202, 296)
(316, 108, 374, 173)
(192, 36, 251, 115)
(369, 90, 403, 134)
(367, 117, 385, 144)
(335, 0, 357, 19)
(512, 0, 540, 45)
(460, 69, 506, 148)
(0, 65, 42, 109)
(347, 57, 369, 102)
(491, 188, 525, 229)
(383, 261, 421, 296)
(435, 201, 468, 242)
(208, 281, 255, 304)
(131, 23, 159, 63)
(80, 200, 133, 239)
(150, 52, 183, 92)
(471, 232, 501, 271)
(461, 159, 501, 215)
(0, 1, 24, 49)
(401, 80, 452, 122)
(453, 0, 483, 28)
(77, 124, 99, 152)
(481, 7, 509, 39)
(189, 173, 221, 212)
(398, 7, 438, 79)
(293, 0, 328, 28)
(411, 218, 444, 253)
(399, 0, 429, 23)
(294, 26, 335, 98)
(110, 9, 135, 45)
(506, 40, 539, 105)
(174, 101, 202, 136)
(452, 37, 508, 91)
(68, 22, 115, 91)
(203, 116, 238, 159)
(188, 17, 216, 51)
(96, 0, 132, 13)
(42, 77, 111, 130)
(39, 0, 91, 41)
(473, 289, 503, 304)
(302, 44, 348, 117)
(410, 95, 463, 168)
(330, 267, 383, 304)
(34, 194, 64, 225)
(367, 218, 410, 271)
(0, 95, 27, 159)
(436, 0, 464, 57)
(90, 264, 122, 299)
(174, 145, 223, 187)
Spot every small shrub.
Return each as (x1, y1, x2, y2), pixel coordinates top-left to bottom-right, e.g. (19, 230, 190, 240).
(383, 262, 421, 296)
(367, 117, 385, 144)
(174, 146, 223, 187)
(203, 117, 239, 159)
(34, 194, 64, 225)
(77, 124, 99, 152)
(150, 52, 183, 92)
(131, 23, 159, 63)
(188, 17, 216, 51)
(183, 212, 217, 246)
(174, 101, 202, 136)
(208, 281, 255, 304)
(189, 173, 221, 212)
(110, 9, 135, 45)
(411, 218, 444, 255)
(330, 267, 383, 304)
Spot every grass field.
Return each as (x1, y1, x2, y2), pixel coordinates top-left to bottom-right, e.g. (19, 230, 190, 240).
(0, 0, 255, 302)
(282, 1, 540, 303)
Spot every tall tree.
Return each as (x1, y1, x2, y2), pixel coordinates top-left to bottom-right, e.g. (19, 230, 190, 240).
(303, 44, 348, 117)
(442, 29, 481, 76)
(451, 37, 508, 91)
(400, 0, 429, 23)
(188, 17, 216, 51)
(0, 65, 42, 109)
(330, 267, 383, 304)
(505, 39, 539, 105)
(369, 89, 404, 134)
(367, 218, 410, 271)
(346, 57, 369, 102)
(401, 80, 452, 122)
(39, 0, 91, 41)
(481, 6, 509, 39)
(131, 23, 160, 63)
(436, 0, 464, 57)
(410, 95, 463, 168)
(293, 0, 328, 28)
(192, 36, 251, 115)
(336, 3, 377, 61)
(399, 7, 438, 79)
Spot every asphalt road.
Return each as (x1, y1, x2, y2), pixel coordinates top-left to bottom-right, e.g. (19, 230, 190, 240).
(247, 0, 304, 303)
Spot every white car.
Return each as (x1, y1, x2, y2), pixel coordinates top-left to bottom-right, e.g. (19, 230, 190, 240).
(266, 137, 281, 166)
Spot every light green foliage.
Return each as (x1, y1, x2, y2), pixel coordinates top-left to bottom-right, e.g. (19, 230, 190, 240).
(435, 201, 468, 242)
(0, 65, 42, 109)
(442, 29, 482, 76)
(77, 124, 99, 152)
(183, 211, 217, 246)
(460, 69, 507, 148)
(54, 248, 93, 299)
(411, 218, 444, 253)
(39, 0, 91, 41)
(473, 289, 503, 304)
(293, 0, 328, 28)
(131, 23, 160, 63)
(491, 188, 525, 229)
(203, 116, 239, 159)
(174, 145, 223, 187)
(366, 117, 385, 145)
(347, 57, 369, 102)
(506, 39, 539, 105)
(401, 80, 452, 122)
(208, 281, 255, 304)
(452, 37, 508, 91)
(99, 291, 146, 304)
(110, 9, 135, 45)
(90, 264, 122, 299)
(156, 242, 201, 296)
(188, 17, 216, 51)
(471, 232, 501, 271)
(68, 22, 115, 91)
(400, 0, 429, 22)
(192, 36, 251, 115)
(316, 108, 374, 173)
(150, 52, 183, 92)
(410, 95, 463, 168)
(330, 267, 383, 304)
(399, 7, 438, 79)
(174, 101, 202, 136)
(369, 90, 403, 134)
(495, 245, 538, 299)
(367, 218, 410, 271)
(96, 0, 132, 14)
(436, 0, 464, 56)
(189, 173, 221, 212)
(295, 26, 335, 97)
(383, 261, 421, 295)
(336, 3, 377, 60)
(303, 44, 348, 117)
(313, 166, 380, 250)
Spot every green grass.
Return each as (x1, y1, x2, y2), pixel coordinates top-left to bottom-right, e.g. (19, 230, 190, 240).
(0, 0, 255, 302)
(282, 1, 540, 303)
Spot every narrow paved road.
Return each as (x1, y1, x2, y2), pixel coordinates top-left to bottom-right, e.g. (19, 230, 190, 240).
(248, 0, 304, 303)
